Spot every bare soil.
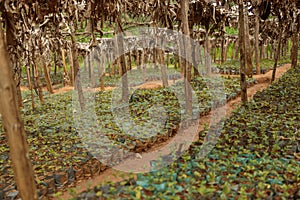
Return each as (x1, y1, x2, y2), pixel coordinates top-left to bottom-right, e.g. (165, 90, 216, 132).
(225, 64, 290, 111)
(51, 64, 291, 199)
(20, 79, 175, 94)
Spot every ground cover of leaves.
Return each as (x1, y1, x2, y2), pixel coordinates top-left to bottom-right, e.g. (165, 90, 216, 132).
(73, 67, 300, 199)
(0, 77, 255, 199)
(213, 58, 291, 75)
(0, 76, 256, 199)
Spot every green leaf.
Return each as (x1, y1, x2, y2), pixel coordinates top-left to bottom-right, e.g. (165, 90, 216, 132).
(222, 182, 231, 195)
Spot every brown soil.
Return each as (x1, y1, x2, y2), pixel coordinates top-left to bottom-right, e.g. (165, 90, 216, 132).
(225, 64, 290, 110)
(20, 85, 75, 94)
(21, 81, 171, 94)
(53, 64, 291, 199)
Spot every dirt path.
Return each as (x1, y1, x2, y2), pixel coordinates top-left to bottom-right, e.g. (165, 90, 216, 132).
(224, 64, 290, 111)
(55, 64, 291, 199)
(20, 79, 174, 94)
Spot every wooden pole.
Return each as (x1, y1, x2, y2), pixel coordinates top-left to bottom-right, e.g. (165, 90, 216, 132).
(141, 49, 147, 83)
(115, 16, 129, 101)
(157, 33, 168, 87)
(61, 48, 70, 86)
(205, 31, 211, 74)
(5, 11, 23, 108)
(239, 0, 248, 104)
(40, 56, 54, 94)
(70, 22, 85, 111)
(271, 28, 283, 82)
(254, 12, 261, 74)
(181, 0, 192, 116)
(0, 26, 38, 200)
(244, 10, 253, 77)
(291, 33, 299, 68)
(31, 44, 44, 104)
(38, 38, 54, 94)
(291, 24, 299, 68)
(127, 52, 132, 71)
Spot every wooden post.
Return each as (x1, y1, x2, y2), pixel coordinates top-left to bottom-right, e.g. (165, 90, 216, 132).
(69, 47, 75, 86)
(267, 43, 270, 59)
(291, 26, 299, 68)
(193, 41, 200, 77)
(166, 51, 170, 68)
(115, 16, 129, 101)
(99, 54, 105, 90)
(271, 27, 283, 82)
(54, 52, 57, 76)
(160, 51, 169, 87)
(38, 38, 54, 94)
(25, 66, 35, 109)
(178, 37, 185, 76)
(223, 40, 229, 63)
(141, 49, 147, 83)
(88, 54, 95, 88)
(5, 11, 23, 108)
(181, 0, 192, 116)
(205, 31, 211, 73)
(127, 52, 132, 71)
(157, 35, 168, 87)
(283, 40, 287, 57)
(15, 63, 23, 107)
(0, 27, 38, 200)
(33, 61, 44, 103)
(221, 24, 226, 64)
(174, 54, 178, 69)
(291, 33, 299, 68)
(260, 41, 264, 60)
(61, 48, 70, 86)
(235, 39, 240, 60)
(239, 0, 248, 104)
(244, 9, 253, 77)
(254, 12, 261, 74)
(40, 56, 54, 94)
(70, 22, 85, 111)
(199, 43, 203, 65)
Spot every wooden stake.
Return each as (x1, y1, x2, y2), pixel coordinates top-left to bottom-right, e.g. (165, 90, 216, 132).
(0, 26, 38, 200)
(61, 48, 70, 86)
(181, 0, 193, 116)
(239, 0, 248, 104)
